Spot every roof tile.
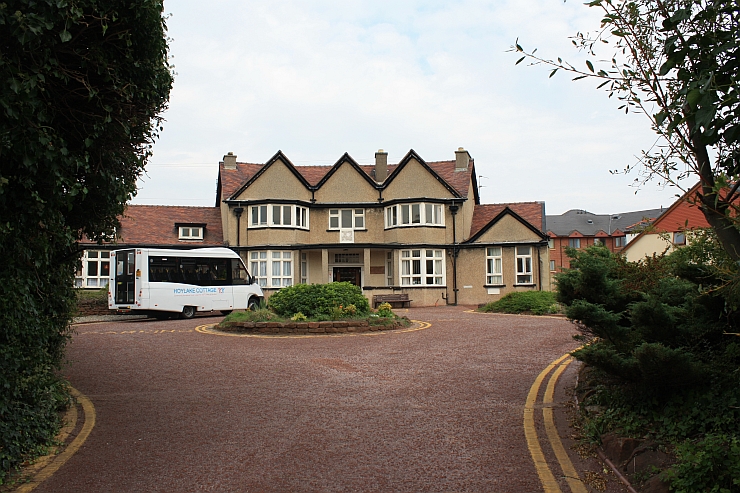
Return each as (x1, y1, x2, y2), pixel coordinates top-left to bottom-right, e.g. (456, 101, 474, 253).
(470, 202, 544, 237)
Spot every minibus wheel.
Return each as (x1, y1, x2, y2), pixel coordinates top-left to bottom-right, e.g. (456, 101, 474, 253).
(247, 298, 259, 311)
(181, 306, 196, 319)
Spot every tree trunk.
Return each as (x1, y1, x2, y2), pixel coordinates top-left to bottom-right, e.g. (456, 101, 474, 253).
(692, 133, 740, 262)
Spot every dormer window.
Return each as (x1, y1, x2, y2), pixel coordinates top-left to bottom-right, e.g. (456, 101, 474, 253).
(179, 226, 204, 240)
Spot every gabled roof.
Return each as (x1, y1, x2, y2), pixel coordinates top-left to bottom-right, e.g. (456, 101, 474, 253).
(218, 149, 476, 202)
(217, 162, 263, 204)
(227, 150, 312, 201)
(467, 202, 546, 242)
(546, 208, 664, 237)
(382, 149, 470, 200)
(314, 152, 381, 190)
(80, 205, 224, 248)
(621, 183, 710, 254)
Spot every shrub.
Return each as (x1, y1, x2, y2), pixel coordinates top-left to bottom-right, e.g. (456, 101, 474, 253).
(376, 302, 394, 318)
(561, 238, 740, 489)
(267, 282, 370, 318)
(664, 434, 740, 493)
(479, 291, 559, 315)
(222, 309, 275, 323)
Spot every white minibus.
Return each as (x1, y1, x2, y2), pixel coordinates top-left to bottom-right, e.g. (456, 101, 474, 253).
(108, 247, 263, 319)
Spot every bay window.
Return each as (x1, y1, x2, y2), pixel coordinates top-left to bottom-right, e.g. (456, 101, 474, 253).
(385, 203, 444, 228)
(249, 204, 308, 229)
(400, 249, 444, 285)
(250, 251, 293, 287)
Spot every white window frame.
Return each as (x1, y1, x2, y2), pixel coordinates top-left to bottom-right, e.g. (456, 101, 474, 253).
(77, 250, 111, 288)
(300, 253, 308, 284)
(486, 247, 503, 285)
(250, 250, 293, 287)
(550, 260, 556, 271)
(515, 246, 533, 285)
(385, 203, 444, 228)
(179, 226, 203, 240)
(673, 232, 686, 245)
(329, 209, 364, 230)
(386, 251, 393, 286)
(400, 249, 444, 286)
(250, 204, 309, 229)
(568, 238, 581, 248)
(615, 236, 626, 247)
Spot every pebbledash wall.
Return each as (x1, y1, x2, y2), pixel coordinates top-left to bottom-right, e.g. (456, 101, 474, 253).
(215, 148, 550, 307)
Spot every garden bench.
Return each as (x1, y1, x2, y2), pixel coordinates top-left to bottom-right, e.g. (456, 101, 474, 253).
(373, 293, 412, 308)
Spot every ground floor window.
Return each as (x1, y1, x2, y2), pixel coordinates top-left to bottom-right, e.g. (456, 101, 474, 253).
(250, 250, 293, 287)
(300, 253, 308, 284)
(400, 249, 444, 285)
(386, 252, 393, 286)
(516, 246, 533, 284)
(76, 250, 111, 288)
(486, 247, 503, 284)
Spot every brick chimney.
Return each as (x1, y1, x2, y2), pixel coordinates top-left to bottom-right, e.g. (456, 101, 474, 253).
(223, 152, 237, 170)
(375, 149, 388, 182)
(455, 147, 470, 171)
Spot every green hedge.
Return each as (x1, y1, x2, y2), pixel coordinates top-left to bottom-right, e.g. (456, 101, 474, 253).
(479, 291, 559, 315)
(267, 282, 370, 318)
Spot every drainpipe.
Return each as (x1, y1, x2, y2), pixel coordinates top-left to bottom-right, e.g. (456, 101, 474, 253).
(449, 204, 459, 306)
(537, 246, 542, 291)
(233, 207, 244, 249)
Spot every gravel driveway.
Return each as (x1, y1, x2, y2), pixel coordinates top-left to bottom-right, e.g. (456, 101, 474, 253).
(36, 306, 587, 493)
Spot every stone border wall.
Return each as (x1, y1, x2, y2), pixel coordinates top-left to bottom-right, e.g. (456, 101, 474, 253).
(218, 319, 408, 335)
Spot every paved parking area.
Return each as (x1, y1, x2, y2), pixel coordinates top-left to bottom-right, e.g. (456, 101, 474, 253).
(34, 306, 604, 492)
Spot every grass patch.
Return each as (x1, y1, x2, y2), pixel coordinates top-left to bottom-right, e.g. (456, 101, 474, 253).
(479, 291, 559, 315)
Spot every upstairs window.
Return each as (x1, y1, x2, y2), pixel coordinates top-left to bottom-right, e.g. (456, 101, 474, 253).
(568, 238, 581, 248)
(673, 232, 686, 245)
(615, 236, 627, 247)
(179, 226, 203, 240)
(329, 209, 364, 230)
(250, 204, 308, 229)
(385, 203, 444, 228)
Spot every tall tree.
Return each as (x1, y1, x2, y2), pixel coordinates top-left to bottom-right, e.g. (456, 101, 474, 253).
(0, 0, 172, 476)
(513, 0, 740, 259)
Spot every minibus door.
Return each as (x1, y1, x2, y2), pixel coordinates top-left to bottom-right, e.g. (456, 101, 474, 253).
(115, 249, 136, 305)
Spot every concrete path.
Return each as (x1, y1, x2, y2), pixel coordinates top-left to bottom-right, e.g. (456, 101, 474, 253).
(31, 306, 627, 492)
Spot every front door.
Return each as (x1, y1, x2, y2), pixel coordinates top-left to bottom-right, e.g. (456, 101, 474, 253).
(333, 267, 361, 286)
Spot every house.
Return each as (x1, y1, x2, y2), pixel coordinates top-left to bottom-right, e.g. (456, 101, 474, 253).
(216, 148, 550, 306)
(76, 205, 223, 288)
(621, 184, 710, 262)
(546, 208, 663, 275)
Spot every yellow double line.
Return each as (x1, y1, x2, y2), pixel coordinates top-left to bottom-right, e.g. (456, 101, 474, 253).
(15, 387, 96, 492)
(524, 354, 587, 493)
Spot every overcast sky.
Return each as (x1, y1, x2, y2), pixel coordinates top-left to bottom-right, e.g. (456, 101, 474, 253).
(134, 0, 690, 215)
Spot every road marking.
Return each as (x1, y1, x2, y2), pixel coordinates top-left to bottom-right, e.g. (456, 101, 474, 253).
(77, 329, 194, 335)
(195, 320, 432, 338)
(15, 387, 96, 492)
(524, 353, 570, 493)
(543, 358, 588, 493)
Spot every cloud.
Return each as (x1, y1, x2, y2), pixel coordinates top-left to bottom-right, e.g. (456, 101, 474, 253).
(138, 0, 684, 213)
